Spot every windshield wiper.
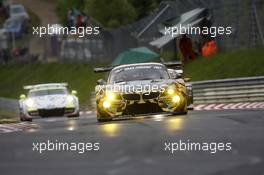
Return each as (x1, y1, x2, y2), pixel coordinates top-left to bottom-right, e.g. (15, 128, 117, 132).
(137, 78, 152, 81)
(114, 80, 126, 83)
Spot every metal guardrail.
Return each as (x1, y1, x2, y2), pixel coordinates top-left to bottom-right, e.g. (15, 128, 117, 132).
(0, 97, 19, 113)
(192, 76, 264, 104)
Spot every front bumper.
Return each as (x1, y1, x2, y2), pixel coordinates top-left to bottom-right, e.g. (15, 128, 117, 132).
(97, 92, 187, 119)
(24, 107, 78, 118)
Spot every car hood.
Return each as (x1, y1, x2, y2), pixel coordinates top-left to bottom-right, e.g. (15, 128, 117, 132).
(30, 95, 69, 109)
(108, 79, 176, 93)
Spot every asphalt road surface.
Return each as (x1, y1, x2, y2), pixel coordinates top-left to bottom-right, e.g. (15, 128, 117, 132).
(0, 109, 264, 175)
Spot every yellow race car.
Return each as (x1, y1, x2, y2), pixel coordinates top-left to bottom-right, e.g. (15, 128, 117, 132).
(94, 62, 190, 122)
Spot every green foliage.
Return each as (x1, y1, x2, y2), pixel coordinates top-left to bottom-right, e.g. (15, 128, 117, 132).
(56, 0, 161, 28)
(0, 110, 18, 121)
(85, 0, 137, 28)
(161, 51, 177, 61)
(184, 49, 264, 81)
(129, 0, 161, 19)
(0, 15, 4, 27)
(0, 63, 104, 108)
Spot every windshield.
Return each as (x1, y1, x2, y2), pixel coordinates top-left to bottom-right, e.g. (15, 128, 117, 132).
(109, 65, 169, 83)
(11, 7, 25, 14)
(28, 88, 68, 97)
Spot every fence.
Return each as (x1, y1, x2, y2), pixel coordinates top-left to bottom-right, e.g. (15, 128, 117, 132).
(0, 97, 19, 113)
(193, 76, 264, 104)
(52, 0, 264, 63)
(2, 0, 263, 63)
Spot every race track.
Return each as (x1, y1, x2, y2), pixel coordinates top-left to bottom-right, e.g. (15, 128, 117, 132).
(0, 109, 264, 175)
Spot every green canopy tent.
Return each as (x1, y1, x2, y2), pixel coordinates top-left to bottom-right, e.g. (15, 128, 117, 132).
(111, 47, 160, 66)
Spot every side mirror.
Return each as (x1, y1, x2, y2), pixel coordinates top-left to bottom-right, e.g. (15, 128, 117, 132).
(71, 90, 77, 95)
(175, 69, 183, 78)
(184, 78, 191, 82)
(168, 69, 177, 79)
(20, 94, 26, 99)
(96, 79, 106, 85)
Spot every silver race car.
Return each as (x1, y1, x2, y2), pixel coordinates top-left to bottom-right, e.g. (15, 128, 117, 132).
(19, 83, 80, 121)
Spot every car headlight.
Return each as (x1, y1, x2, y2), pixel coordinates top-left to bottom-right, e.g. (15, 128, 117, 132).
(172, 95, 181, 103)
(106, 92, 118, 101)
(167, 88, 175, 95)
(25, 99, 34, 107)
(166, 85, 176, 95)
(67, 96, 74, 103)
(103, 101, 111, 108)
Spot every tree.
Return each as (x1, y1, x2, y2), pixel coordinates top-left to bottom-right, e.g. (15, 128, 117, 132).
(85, 0, 137, 28)
(129, 0, 161, 19)
(56, 0, 161, 28)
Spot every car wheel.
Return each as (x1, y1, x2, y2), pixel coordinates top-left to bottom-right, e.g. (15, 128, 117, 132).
(97, 118, 112, 122)
(96, 108, 112, 122)
(181, 110, 188, 115)
(180, 104, 188, 115)
(68, 112, 80, 118)
(20, 114, 27, 121)
(26, 118, 33, 122)
(173, 102, 188, 115)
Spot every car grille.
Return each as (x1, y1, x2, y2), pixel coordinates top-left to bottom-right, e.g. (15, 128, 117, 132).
(122, 94, 141, 101)
(142, 92, 160, 100)
(38, 108, 65, 117)
(123, 102, 163, 115)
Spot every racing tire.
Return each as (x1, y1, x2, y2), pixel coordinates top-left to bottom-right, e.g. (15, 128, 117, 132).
(172, 110, 188, 115)
(97, 118, 112, 122)
(27, 118, 33, 122)
(21, 118, 32, 122)
(172, 102, 188, 115)
(67, 112, 80, 118)
(180, 110, 188, 115)
(96, 107, 112, 122)
(20, 115, 32, 122)
(20, 113, 25, 121)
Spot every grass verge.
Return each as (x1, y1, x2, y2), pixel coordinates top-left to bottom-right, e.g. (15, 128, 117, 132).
(0, 110, 18, 124)
(184, 49, 264, 81)
(0, 63, 104, 108)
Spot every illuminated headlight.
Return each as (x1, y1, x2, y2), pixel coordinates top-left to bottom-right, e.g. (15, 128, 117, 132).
(172, 95, 181, 103)
(106, 92, 117, 101)
(166, 85, 176, 95)
(103, 101, 111, 108)
(25, 99, 34, 107)
(67, 96, 74, 103)
(167, 88, 175, 95)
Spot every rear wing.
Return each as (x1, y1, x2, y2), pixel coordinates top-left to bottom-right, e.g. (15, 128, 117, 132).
(93, 61, 182, 73)
(24, 83, 68, 90)
(94, 67, 113, 73)
(162, 61, 182, 68)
